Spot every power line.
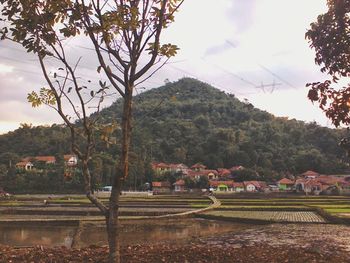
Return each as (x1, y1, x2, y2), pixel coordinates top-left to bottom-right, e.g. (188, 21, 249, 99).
(201, 57, 260, 89)
(168, 64, 259, 96)
(258, 64, 297, 89)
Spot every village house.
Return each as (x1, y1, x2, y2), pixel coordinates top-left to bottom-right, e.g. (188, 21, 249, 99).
(15, 154, 78, 172)
(277, 178, 294, 191)
(295, 174, 348, 195)
(15, 161, 34, 171)
(174, 179, 186, 192)
(187, 169, 218, 180)
(217, 168, 232, 178)
(209, 181, 235, 192)
(16, 156, 55, 170)
(152, 181, 171, 193)
(301, 170, 320, 179)
(64, 155, 78, 167)
(243, 181, 263, 192)
(209, 180, 244, 192)
(191, 163, 207, 171)
(151, 162, 188, 176)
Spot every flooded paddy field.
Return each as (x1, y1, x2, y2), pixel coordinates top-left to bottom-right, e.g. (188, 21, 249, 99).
(1, 222, 350, 262)
(0, 218, 249, 248)
(1, 194, 350, 262)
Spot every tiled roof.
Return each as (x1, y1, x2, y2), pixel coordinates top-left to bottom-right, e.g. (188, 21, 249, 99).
(209, 180, 235, 187)
(35, 156, 56, 162)
(301, 170, 319, 177)
(152, 162, 188, 170)
(191, 163, 207, 169)
(209, 181, 244, 188)
(174, 179, 185, 186)
(243, 181, 262, 188)
(15, 161, 32, 166)
(187, 169, 218, 177)
(152, 181, 170, 188)
(278, 178, 294, 185)
(217, 168, 231, 176)
(63, 154, 76, 161)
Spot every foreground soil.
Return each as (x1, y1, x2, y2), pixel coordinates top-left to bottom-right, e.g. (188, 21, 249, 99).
(0, 242, 349, 263)
(1, 223, 350, 263)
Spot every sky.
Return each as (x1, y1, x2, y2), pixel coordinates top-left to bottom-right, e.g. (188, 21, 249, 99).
(0, 0, 333, 134)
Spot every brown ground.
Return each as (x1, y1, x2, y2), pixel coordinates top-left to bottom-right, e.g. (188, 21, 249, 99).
(1, 223, 350, 263)
(0, 242, 349, 263)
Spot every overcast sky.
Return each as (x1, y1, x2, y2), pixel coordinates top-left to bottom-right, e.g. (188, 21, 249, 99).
(0, 0, 332, 134)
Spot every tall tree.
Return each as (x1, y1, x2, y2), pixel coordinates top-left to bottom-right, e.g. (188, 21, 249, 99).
(306, 0, 350, 153)
(306, 1, 350, 126)
(0, 1, 183, 262)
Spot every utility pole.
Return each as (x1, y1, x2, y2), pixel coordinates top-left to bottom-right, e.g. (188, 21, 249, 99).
(256, 79, 282, 93)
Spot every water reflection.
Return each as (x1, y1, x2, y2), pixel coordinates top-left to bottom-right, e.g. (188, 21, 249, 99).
(0, 225, 75, 248)
(0, 219, 248, 248)
(79, 219, 247, 247)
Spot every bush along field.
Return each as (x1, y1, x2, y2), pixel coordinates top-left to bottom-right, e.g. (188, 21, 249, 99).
(198, 195, 350, 224)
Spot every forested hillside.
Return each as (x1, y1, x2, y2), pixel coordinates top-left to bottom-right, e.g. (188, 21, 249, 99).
(100, 78, 349, 176)
(0, 78, 349, 184)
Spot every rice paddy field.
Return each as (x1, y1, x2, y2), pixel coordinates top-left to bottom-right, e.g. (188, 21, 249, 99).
(2, 193, 350, 224)
(2, 194, 350, 262)
(201, 194, 350, 224)
(0, 194, 212, 221)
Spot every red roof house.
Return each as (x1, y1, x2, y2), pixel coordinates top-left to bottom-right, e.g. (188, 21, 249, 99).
(191, 163, 207, 171)
(152, 181, 171, 193)
(174, 179, 186, 192)
(187, 169, 218, 180)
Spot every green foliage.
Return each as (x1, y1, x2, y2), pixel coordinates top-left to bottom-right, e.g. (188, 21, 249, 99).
(27, 88, 56, 108)
(184, 177, 195, 189)
(100, 78, 348, 175)
(0, 78, 349, 190)
(306, 0, 350, 129)
(0, 124, 71, 156)
(231, 168, 259, 182)
(197, 176, 209, 189)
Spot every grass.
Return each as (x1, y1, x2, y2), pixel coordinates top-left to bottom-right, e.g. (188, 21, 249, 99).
(0, 201, 25, 206)
(215, 196, 350, 219)
(218, 205, 308, 209)
(323, 208, 350, 214)
(203, 210, 326, 223)
(190, 203, 212, 208)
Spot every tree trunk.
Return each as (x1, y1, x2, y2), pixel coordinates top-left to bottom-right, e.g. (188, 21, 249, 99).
(107, 175, 122, 263)
(107, 91, 133, 263)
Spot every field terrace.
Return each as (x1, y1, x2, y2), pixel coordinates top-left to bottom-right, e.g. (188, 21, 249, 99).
(0, 194, 212, 223)
(199, 194, 350, 224)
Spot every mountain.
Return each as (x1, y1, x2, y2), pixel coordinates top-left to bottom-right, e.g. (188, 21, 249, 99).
(99, 78, 348, 176)
(0, 78, 348, 178)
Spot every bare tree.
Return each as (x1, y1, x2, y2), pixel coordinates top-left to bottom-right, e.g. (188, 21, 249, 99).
(1, 0, 184, 262)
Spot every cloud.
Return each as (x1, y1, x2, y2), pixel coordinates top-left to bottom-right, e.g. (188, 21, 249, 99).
(246, 87, 333, 127)
(0, 0, 334, 132)
(228, 0, 257, 33)
(0, 63, 13, 73)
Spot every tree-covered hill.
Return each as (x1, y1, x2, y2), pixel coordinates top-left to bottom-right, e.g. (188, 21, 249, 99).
(99, 78, 349, 176)
(0, 78, 349, 178)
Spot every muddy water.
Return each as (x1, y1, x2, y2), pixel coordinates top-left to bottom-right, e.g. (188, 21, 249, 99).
(0, 219, 250, 248)
(0, 225, 75, 248)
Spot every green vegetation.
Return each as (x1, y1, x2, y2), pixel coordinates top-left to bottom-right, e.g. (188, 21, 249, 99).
(214, 196, 350, 220)
(323, 208, 350, 214)
(203, 210, 326, 223)
(0, 78, 349, 192)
